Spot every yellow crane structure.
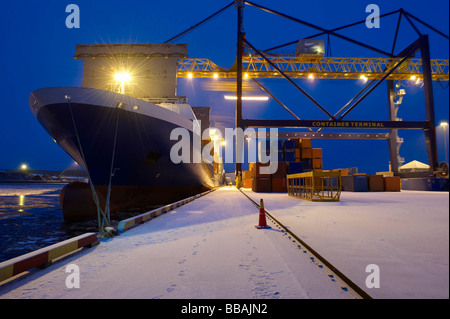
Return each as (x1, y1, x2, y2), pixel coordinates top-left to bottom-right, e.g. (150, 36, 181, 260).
(177, 56, 449, 81)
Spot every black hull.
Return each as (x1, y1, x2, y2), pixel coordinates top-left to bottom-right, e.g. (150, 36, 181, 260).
(30, 87, 215, 220)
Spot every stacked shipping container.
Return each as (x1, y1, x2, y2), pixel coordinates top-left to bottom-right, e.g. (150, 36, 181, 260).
(244, 138, 323, 193)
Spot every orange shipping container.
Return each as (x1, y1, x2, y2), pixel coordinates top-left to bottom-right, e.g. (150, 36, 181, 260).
(384, 176, 401, 191)
(295, 149, 301, 160)
(312, 158, 323, 169)
(243, 178, 253, 189)
(301, 148, 312, 159)
(300, 138, 311, 148)
(242, 170, 252, 180)
(333, 168, 349, 176)
(312, 148, 322, 159)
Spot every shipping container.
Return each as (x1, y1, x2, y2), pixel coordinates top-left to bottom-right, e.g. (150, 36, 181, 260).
(384, 176, 401, 192)
(300, 138, 311, 148)
(289, 138, 300, 149)
(284, 152, 296, 162)
(242, 170, 252, 180)
(341, 175, 368, 192)
(301, 148, 312, 159)
(287, 162, 303, 174)
(273, 161, 287, 178)
(401, 178, 449, 191)
(272, 177, 287, 192)
(333, 168, 349, 176)
(367, 174, 384, 191)
(252, 162, 272, 178)
(311, 148, 322, 159)
(295, 149, 301, 161)
(302, 158, 313, 171)
(252, 177, 272, 193)
(283, 140, 296, 153)
(312, 158, 323, 169)
(243, 178, 253, 189)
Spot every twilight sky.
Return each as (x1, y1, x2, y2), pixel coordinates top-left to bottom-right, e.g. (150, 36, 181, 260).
(0, 0, 448, 174)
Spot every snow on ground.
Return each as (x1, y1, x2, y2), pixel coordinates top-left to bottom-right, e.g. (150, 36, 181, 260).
(0, 187, 352, 299)
(1, 187, 447, 299)
(243, 189, 449, 299)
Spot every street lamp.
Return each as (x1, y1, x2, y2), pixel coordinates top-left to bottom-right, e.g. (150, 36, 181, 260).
(440, 121, 448, 164)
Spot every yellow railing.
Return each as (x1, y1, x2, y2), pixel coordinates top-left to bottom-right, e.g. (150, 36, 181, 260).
(287, 171, 342, 201)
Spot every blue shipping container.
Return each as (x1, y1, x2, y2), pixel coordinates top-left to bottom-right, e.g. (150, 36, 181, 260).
(284, 152, 296, 162)
(283, 140, 296, 152)
(287, 162, 303, 174)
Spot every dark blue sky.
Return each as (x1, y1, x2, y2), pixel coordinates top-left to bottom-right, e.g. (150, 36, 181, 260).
(0, 0, 448, 173)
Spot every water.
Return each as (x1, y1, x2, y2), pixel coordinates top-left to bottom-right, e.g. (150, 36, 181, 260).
(0, 183, 151, 263)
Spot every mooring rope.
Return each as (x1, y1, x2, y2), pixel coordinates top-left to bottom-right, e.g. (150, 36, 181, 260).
(67, 99, 111, 237)
(105, 109, 121, 223)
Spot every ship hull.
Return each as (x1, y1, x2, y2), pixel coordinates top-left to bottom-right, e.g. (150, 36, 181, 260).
(29, 87, 214, 220)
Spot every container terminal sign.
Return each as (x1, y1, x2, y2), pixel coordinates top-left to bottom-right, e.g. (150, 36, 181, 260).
(241, 119, 429, 130)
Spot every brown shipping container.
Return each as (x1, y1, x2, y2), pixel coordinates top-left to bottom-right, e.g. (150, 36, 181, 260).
(311, 148, 322, 159)
(384, 176, 401, 191)
(273, 161, 287, 178)
(295, 149, 301, 161)
(252, 177, 272, 192)
(301, 148, 312, 159)
(253, 162, 272, 178)
(312, 158, 323, 169)
(368, 174, 384, 191)
(300, 138, 311, 148)
(272, 177, 287, 193)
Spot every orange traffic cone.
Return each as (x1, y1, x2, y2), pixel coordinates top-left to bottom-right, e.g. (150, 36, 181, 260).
(255, 199, 271, 229)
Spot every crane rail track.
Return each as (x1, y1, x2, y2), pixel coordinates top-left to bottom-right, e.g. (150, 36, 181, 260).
(239, 188, 373, 299)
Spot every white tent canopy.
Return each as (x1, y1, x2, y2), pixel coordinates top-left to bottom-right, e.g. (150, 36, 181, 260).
(399, 160, 430, 171)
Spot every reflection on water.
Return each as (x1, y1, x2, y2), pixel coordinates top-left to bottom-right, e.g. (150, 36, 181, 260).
(0, 183, 159, 263)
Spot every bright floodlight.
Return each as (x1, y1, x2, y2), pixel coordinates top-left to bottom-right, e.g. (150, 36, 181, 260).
(20, 164, 27, 170)
(114, 72, 131, 83)
(360, 75, 368, 83)
(440, 121, 448, 127)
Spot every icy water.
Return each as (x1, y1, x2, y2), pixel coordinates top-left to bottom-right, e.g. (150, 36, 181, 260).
(0, 183, 151, 263)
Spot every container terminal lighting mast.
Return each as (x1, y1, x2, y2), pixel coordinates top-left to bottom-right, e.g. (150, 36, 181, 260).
(167, 1, 449, 178)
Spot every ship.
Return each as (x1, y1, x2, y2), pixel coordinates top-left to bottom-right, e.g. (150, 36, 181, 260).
(29, 43, 218, 221)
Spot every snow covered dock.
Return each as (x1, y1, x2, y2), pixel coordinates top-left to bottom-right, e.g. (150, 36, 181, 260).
(0, 187, 448, 299)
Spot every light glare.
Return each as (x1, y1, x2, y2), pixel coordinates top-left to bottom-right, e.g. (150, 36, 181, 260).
(114, 72, 131, 83)
(224, 95, 269, 101)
